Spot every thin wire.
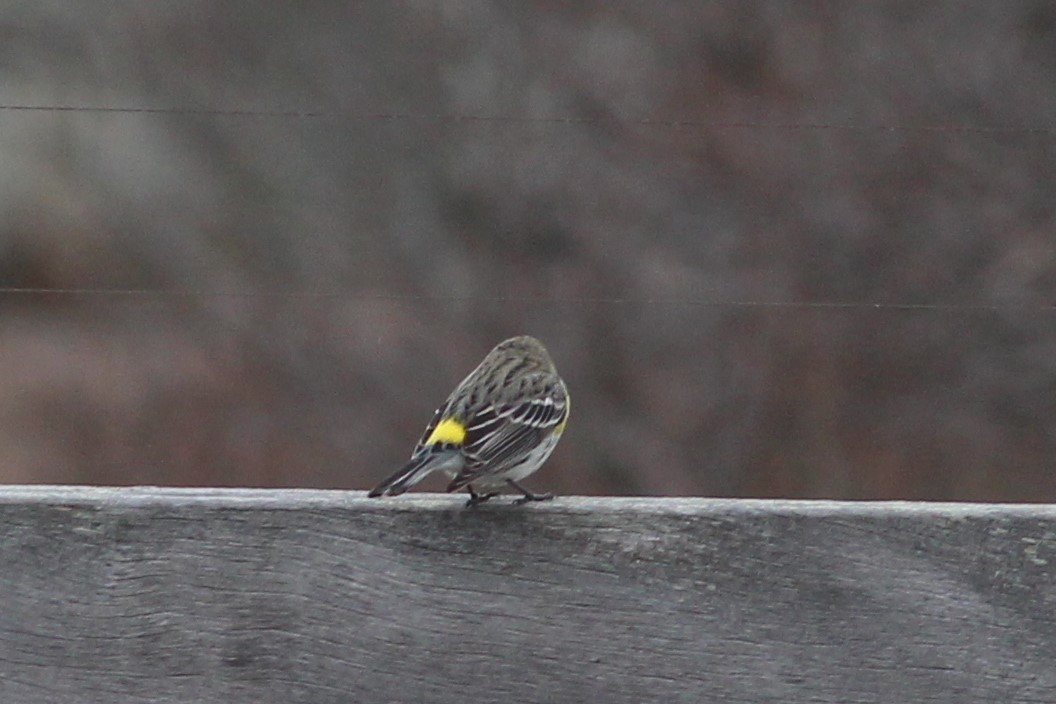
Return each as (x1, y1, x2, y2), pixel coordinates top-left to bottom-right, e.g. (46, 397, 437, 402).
(0, 286, 1052, 313)
(0, 103, 1054, 135)
(2, 105, 1050, 314)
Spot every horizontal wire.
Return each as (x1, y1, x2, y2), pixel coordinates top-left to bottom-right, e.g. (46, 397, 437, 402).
(0, 287, 1052, 313)
(0, 103, 1054, 135)
(0, 112, 1049, 315)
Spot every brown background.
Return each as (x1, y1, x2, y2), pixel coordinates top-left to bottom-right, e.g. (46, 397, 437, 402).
(1, 2, 1054, 500)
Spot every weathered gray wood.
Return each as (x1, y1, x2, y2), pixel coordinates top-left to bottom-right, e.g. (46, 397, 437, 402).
(0, 488, 1054, 703)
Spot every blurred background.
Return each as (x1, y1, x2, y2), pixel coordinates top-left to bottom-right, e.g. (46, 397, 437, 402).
(1, 2, 1054, 500)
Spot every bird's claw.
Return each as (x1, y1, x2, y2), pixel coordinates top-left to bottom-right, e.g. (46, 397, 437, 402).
(513, 492, 554, 505)
(465, 490, 498, 508)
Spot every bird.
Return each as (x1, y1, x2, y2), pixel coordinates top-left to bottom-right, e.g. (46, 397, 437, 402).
(368, 335, 569, 506)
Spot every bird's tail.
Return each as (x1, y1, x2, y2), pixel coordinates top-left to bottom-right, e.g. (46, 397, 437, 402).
(368, 452, 459, 498)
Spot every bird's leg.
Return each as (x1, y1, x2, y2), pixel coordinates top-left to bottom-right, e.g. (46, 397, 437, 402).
(508, 480, 554, 505)
(465, 485, 498, 508)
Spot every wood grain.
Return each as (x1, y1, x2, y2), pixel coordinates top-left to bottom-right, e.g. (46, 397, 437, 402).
(0, 487, 1054, 703)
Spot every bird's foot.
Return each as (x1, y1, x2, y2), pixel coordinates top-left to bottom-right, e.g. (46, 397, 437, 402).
(465, 487, 498, 508)
(507, 480, 554, 505)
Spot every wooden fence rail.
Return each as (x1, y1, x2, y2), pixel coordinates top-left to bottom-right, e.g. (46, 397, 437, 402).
(0, 487, 1054, 703)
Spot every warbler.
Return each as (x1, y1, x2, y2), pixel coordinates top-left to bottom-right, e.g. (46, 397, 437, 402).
(369, 335, 569, 506)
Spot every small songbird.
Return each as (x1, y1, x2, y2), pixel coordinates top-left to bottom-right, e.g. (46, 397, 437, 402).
(369, 335, 569, 506)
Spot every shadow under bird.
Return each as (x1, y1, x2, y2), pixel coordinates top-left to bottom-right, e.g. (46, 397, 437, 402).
(368, 335, 570, 506)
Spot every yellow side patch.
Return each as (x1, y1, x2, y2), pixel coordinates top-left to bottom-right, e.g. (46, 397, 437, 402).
(425, 417, 467, 446)
(555, 396, 570, 435)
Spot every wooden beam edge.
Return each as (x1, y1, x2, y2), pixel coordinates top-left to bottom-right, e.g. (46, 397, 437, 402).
(0, 485, 1054, 518)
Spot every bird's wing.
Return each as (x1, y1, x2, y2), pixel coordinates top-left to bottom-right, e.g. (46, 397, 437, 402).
(447, 394, 567, 489)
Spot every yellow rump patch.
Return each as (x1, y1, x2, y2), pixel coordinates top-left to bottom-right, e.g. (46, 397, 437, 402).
(425, 417, 467, 446)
